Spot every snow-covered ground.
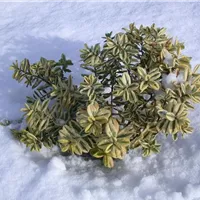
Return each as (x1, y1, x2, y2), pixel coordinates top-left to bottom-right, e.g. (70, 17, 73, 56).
(1, 2, 200, 200)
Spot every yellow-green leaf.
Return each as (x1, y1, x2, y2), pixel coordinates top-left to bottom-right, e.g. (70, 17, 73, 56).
(103, 155, 114, 168)
(166, 112, 175, 121)
(105, 118, 119, 138)
(137, 66, 147, 78)
(87, 102, 99, 119)
(149, 81, 160, 90)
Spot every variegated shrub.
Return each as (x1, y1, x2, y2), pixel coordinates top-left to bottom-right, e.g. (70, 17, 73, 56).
(9, 24, 200, 168)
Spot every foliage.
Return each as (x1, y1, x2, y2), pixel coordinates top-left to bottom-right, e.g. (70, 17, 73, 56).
(9, 24, 200, 168)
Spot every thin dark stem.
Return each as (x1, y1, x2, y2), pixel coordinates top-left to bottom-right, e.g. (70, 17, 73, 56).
(18, 69, 52, 86)
(37, 89, 52, 101)
(110, 82, 114, 114)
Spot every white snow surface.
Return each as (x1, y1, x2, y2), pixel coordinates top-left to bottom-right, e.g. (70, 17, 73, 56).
(1, 2, 200, 200)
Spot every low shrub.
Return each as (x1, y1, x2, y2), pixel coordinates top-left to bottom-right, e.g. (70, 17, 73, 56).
(10, 23, 200, 168)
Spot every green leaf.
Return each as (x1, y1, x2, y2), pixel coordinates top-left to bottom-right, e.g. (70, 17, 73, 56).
(137, 67, 147, 78)
(128, 89, 138, 103)
(193, 64, 200, 74)
(172, 133, 178, 141)
(97, 137, 113, 153)
(148, 81, 160, 90)
(95, 108, 111, 124)
(103, 155, 114, 168)
(166, 112, 175, 121)
(140, 81, 148, 92)
(90, 148, 104, 158)
(87, 102, 99, 119)
(121, 72, 131, 86)
(105, 118, 119, 138)
(110, 146, 126, 159)
(158, 28, 166, 36)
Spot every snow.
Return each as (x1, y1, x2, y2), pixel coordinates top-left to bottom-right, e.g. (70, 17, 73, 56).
(162, 72, 185, 89)
(1, 2, 200, 200)
(163, 49, 173, 66)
